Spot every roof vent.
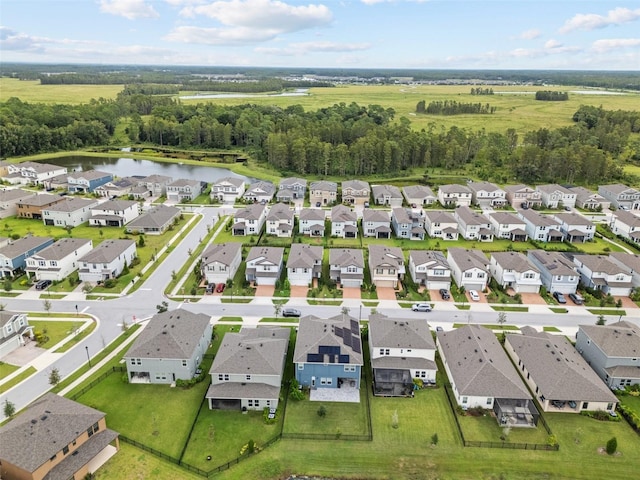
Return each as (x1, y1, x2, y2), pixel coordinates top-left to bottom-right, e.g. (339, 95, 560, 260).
(40, 415, 47, 421)
(31, 419, 37, 424)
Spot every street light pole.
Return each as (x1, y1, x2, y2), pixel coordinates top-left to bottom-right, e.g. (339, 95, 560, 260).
(359, 304, 362, 322)
(85, 345, 92, 368)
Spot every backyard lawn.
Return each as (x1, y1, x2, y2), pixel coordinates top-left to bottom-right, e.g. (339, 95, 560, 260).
(457, 411, 549, 445)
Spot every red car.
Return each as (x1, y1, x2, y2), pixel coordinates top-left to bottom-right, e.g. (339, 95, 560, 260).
(216, 283, 225, 293)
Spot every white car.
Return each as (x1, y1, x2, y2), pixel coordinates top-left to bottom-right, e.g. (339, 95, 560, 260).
(469, 290, 480, 301)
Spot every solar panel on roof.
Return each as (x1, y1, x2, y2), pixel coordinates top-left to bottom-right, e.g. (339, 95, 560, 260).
(307, 353, 322, 362)
(343, 333, 352, 347)
(334, 326, 343, 338)
(350, 320, 359, 333)
(352, 339, 361, 354)
(339, 354, 350, 363)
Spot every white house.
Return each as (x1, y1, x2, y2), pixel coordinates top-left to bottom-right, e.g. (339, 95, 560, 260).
(243, 181, 276, 204)
(0, 311, 33, 359)
(454, 206, 493, 241)
(331, 204, 358, 238)
(232, 203, 267, 236)
(0, 188, 32, 219)
(3, 162, 67, 186)
(372, 185, 403, 207)
(329, 248, 364, 288)
(536, 184, 577, 209)
(527, 250, 579, 295)
(78, 239, 137, 283)
(572, 254, 633, 296)
(599, 184, 640, 211)
(287, 244, 322, 287)
(362, 209, 391, 239)
(166, 179, 204, 202)
(552, 212, 595, 243)
(447, 248, 490, 292)
(368, 245, 405, 289)
(423, 211, 459, 240)
(89, 200, 140, 227)
(437, 184, 472, 207)
(211, 177, 245, 203)
(609, 252, 640, 289)
(26, 238, 93, 281)
(570, 186, 610, 211)
(488, 212, 528, 241)
(517, 209, 565, 242)
(266, 203, 294, 237)
(42, 197, 98, 227)
(245, 247, 284, 286)
(609, 210, 640, 244)
(200, 242, 243, 286)
(467, 181, 507, 207)
(490, 252, 542, 293)
(408, 250, 451, 290)
(402, 185, 437, 207)
(391, 208, 425, 240)
(298, 208, 325, 237)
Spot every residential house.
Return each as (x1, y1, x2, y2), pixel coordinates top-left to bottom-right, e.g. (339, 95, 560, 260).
(504, 184, 542, 209)
(89, 200, 140, 227)
(536, 184, 577, 209)
(437, 184, 472, 207)
(391, 207, 425, 240)
(598, 183, 640, 211)
(0, 188, 33, 219)
(402, 185, 437, 207)
(517, 209, 565, 242)
(372, 184, 403, 207)
(3, 162, 67, 186)
(490, 251, 542, 293)
(576, 321, 640, 389)
(505, 327, 618, 413)
(368, 245, 405, 288)
(232, 203, 267, 236)
(0, 311, 33, 358)
(211, 176, 245, 203)
(137, 174, 173, 197)
(437, 325, 538, 426)
(298, 208, 326, 237)
(369, 313, 437, 396)
(243, 180, 276, 204)
(329, 248, 364, 288)
(570, 186, 610, 211)
(125, 205, 181, 235)
(42, 197, 98, 227)
(276, 177, 307, 202)
(207, 327, 289, 411)
(67, 170, 113, 193)
(200, 242, 242, 286)
(454, 206, 494, 241)
(0, 393, 119, 480)
(609, 209, 640, 244)
(572, 254, 633, 296)
(266, 203, 294, 237)
(94, 177, 138, 198)
(341, 180, 370, 206)
(26, 238, 93, 282)
(423, 210, 459, 240)
(609, 252, 640, 288)
(447, 248, 490, 292)
(78, 239, 137, 283)
(294, 314, 364, 394)
(467, 181, 507, 207)
(287, 244, 322, 287)
(0, 236, 54, 278)
(527, 250, 579, 294)
(245, 247, 284, 286)
(408, 250, 451, 290)
(16, 193, 65, 219)
(552, 212, 595, 243)
(362, 209, 391, 239)
(488, 212, 528, 241)
(309, 180, 337, 206)
(166, 179, 204, 202)
(124, 309, 212, 384)
(330, 204, 358, 238)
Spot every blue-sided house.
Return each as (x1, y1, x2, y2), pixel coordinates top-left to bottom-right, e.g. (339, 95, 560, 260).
(0, 236, 54, 278)
(293, 314, 364, 397)
(67, 170, 113, 193)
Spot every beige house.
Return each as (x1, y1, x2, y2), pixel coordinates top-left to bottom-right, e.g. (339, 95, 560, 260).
(342, 180, 370, 206)
(309, 180, 338, 206)
(368, 245, 405, 288)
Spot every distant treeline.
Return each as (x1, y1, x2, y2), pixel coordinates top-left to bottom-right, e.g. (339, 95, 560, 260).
(535, 91, 569, 101)
(470, 88, 494, 95)
(416, 100, 496, 115)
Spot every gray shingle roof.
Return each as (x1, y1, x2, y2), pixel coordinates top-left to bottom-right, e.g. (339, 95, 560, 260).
(299, 208, 325, 222)
(68, 170, 111, 181)
(372, 184, 402, 199)
(439, 184, 471, 194)
(518, 209, 561, 227)
(342, 180, 370, 192)
(553, 212, 594, 227)
(0, 236, 53, 259)
(201, 242, 242, 267)
(424, 210, 456, 224)
(266, 203, 294, 221)
(245, 180, 276, 196)
(17, 193, 63, 207)
(0, 188, 32, 203)
(125, 309, 211, 359)
(609, 252, 640, 273)
(447, 247, 489, 272)
(363, 209, 390, 223)
(579, 321, 640, 358)
(235, 202, 266, 221)
(489, 212, 525, 225)
(294, 314, 364, 365)
(528, 250, 576, 276)
(126, 205, 180, 230)
(600, 183, 637, 195)
(612, 209, 640, 228)
(93, 199, 138, 212)
(467, 181, 503, 194)
(331, 204, 356, 222)
(491, 251, 539, 274)
(168, 178, 200, 188)
(214, 176, 244, 188)
(310, 180, 337, 193)
(409, 250, 449, 269)
(287, 243, 322, 269)
(368, 245, 404, 270)
(537, 183, 573, 195)
(78, 239, 135, 264)
(42, 197, 97, 213)
(329, 248, 364, 268)
(246, 246, 284, 266)
(369, 313, 435, 350)
(573, 254, 630, 276)
(30, 238, 91, 261)
(402, 185, 435, 200)
(279, 177, 307, 188)
(455, 206, 490, 226)
(206, 382, 280, 401)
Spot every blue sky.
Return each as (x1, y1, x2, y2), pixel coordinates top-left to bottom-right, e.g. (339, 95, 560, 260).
(1, 0, 639, 69)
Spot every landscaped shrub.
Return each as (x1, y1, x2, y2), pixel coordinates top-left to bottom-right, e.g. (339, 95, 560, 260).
(262, 407, 277, 424)
(466, 406, 488, 417)
(606, 436, 617, 455)
(547, 434, 558, 447)
(289, 379, 305, 400)
(431, 433, 439, 445)
(581, 410, 620, 422)
(103, 278, 116, 289)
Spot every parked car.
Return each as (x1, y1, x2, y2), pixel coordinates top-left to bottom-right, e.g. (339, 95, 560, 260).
(521, 203, 529, 210)
(553, 291, 567, 304)
(439, 288, 450, 300)
(436, 326, 443, 332)
(564, 206, 571, 211)
(568, 292, 584, 305)
(282, 307, 301, 317)
(315, 202, 321, 207)
(216, 283, 225, 293)
(411, 303, 432, 312)
(35, 279, 52, 290)
(469, 290, 480, 302)
(364, 201, 370, 208)
(205, 283, 215, 294)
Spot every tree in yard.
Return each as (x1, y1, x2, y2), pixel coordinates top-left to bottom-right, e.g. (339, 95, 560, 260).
(431, 433, 439, 445)
(3, 278, 12, 292)
(156, 301, 168, 313)
(82, 283, 93, 294)
(497, 311, 507, 326)
(3, 398, 16, 419)
(341, 306, 350, 316)
(43, 299, 52, 315)
(606, 436, 617, 455)
(596, 315, 606, 326)
(273, 303, 282, 319)
(65, 225, 73, 237)
(138, 235, 145, 247)
(317, 405, 327, 417)
(171, 270, 177, 281)
(49, 367, 61, 387)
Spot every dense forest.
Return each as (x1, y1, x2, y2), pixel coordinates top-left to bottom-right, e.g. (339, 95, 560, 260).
(1, 91, 639, 185)
(535, 91, 569, 101)
(416, 100, 496, 115)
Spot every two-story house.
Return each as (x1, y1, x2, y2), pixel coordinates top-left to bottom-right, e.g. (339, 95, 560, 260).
(245, 246, 284, 286)
(298, 208, 326, 237)
(402, 185, 437, 207)
(287, 243, 322, 287)
(372, 185, 403, 207)
(368, 245, 405, 289)
(137, 174, 173, 197)
(232, 203, 267, 236)
(527, 250, 579, 294)
(166, 179, 204, 202)
(211, 176, 245, 203)
(599, 184, 640, 211)
(447, 248, 490, 292)
(362, 209, 391, 238)
(609, 252, 640, 288)
(207, 327, 289, 411)
(125, 205, 180, 235)
(0, 236, 54, 278)
(42, 197, 98, 227)
(125, 309, 212, 384)
(294, 314, 364, 398)
(454, 206, 494, 241)
(408, 250, 451, 290)
(576, 321, 640, 389)
(329, 248, 364, 288)
(78, 239, 137, 283)
(0, 311, 32, 358)
(572, 254, 633, 296)
(309, 180, 337, 206)
(570, 186, 610, 211)
(94, 177, 137, 198)
(504, 184, 542, 209)
(488, 212, 528, 241)
(609, 209, 640, 244)
(423, 211, 459, 240)
(437, 184, 472, 207)
(3, 162, 68, 186)
(0, 188, 35, 219)
(16, 193, 65, 219)
(266, 203, 294, 237)
(243, 180, 276, 204)
(330, 204, 358, 238)
(468, 181, 507, 207)
(369, 313, 437, 396)
(518, 209, 565, 242)
(276, 177, 307, 202)
(490, 251, 542, 293)
(552, 212, 595, 243)
(67, 170, 113, 193)
(200, 242, 243, 286)
(26, 238, 93, 282)
(391, 207, 425, 240)
(536, 184, 577, 209)
(89, 199, 140, 227)
(341, 180, 370, 206)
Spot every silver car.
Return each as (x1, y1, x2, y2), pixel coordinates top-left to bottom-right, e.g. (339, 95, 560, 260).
(412, 303, 432, 312)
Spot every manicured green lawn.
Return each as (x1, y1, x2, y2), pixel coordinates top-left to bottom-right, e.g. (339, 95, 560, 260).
(0, 367, 36, 394)
(549, 308, 568, 314)
(543, 326, 562, 332)
(0, 362, 20, 380)
(491, 306, 529, 312)
(54, 320, 97, 352)
(218, 317, 243, 322)
(587, 309, 626, 316)
(619, 394, 640, 416)
(29, 320, 84, 348)
(457, 411, 549, 444)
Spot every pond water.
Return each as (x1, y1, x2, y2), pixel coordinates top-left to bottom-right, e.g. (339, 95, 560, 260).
(39, 155, 258, 183)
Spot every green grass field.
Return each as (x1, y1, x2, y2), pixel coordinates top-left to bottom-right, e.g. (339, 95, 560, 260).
(29, 320, 84, 348)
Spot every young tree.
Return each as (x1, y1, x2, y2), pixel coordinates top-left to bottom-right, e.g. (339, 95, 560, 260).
(606, 436, 617, 455)
(3, 399, 16, 419)
(596, 315, 606, 326)
(49, 367, 61, 387)
(341, 306, 351, 315)
(274, 303, 282, 319)
(138, 235, 145, 247)
(156, 301, 168, 313)
(3, 278, 12, 292)
(317, 405, 327, 417)
(497, 311, 507, 326)
(43, 299, 52, 315)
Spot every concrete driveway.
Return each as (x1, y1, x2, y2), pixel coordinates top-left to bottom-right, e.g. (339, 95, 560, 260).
(377, 287, 397, 300)
(290, 286, 309, 298)
(255, 285, 275, 297)
(341, 287, 361, 299)
(514, 292, 547, 305)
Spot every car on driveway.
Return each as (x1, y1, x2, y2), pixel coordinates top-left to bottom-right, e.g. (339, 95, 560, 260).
(282, 307, 301, 317)
(206, 283, 215, 294)
(553, 291, 567, 304)
(411, 303, 432, 312)
(35, 279, 52, 290)
(439, 289, 451, 300)
(568, 292, 584, 305)
(469, 290, 480, 302)
(216, 283, 225, 293)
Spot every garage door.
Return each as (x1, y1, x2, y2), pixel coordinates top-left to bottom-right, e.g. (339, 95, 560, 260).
(342, 279, 362, 288)
(375, 280, 396, 288)
(462, 282, 483, 292)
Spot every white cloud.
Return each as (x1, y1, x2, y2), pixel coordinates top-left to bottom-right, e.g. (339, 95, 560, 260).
(592, 38, 640, 53)
(360, 0, 428, 4)
(559, 7, 640, 33)
(256, 41, 370, 56)
(99, 0, 160, 20)
(544, 39, 563, 49)
(519, 29, 541, 40)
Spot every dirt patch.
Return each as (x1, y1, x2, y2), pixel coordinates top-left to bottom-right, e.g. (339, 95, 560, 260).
(290, 285, 309, 298)
(255, 285, 275, 297)
(341, 287, 361, 299)
(376, 287, 397, 300)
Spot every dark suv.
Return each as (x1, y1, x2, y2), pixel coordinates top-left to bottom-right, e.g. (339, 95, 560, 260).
(439, 289, 451, 300)
(35, 279, 52, 290)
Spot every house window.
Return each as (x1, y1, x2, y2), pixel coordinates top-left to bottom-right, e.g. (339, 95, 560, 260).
(63, 445, 69, 455)
(582, 402, 589, 409)
(379, 349, 385, 355)
(462, 397, 468, 404)
(136, 359, 141, 365)
(50, 261, 57, 267)
(486, 398, 493, 405)
(50, 453, 57, 461)
(130, 359, 135, 365)
(298, 364, 304, 370)
(375, 268, 384, 274)
(344, 365, 356, 372)
(182, 360, 187, 367)
(87, 426, 94, 438)
(248, 400, 253, 406)
(607, 403, 614, 410)
(246, 375, 252, 381)
(218, 374, 230, 381)
(464, 272, 472, 278)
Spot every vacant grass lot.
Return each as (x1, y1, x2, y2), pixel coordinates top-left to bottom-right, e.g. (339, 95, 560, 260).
(0, 78, 124, 104)
(29, 320, 84, 348)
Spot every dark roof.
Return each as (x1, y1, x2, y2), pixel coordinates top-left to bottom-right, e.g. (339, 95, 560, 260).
(369, 313, 435, 350)
(294, 314, 364, 366)
(78, 239, 136, 264)
(126, 205, 180, 230)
